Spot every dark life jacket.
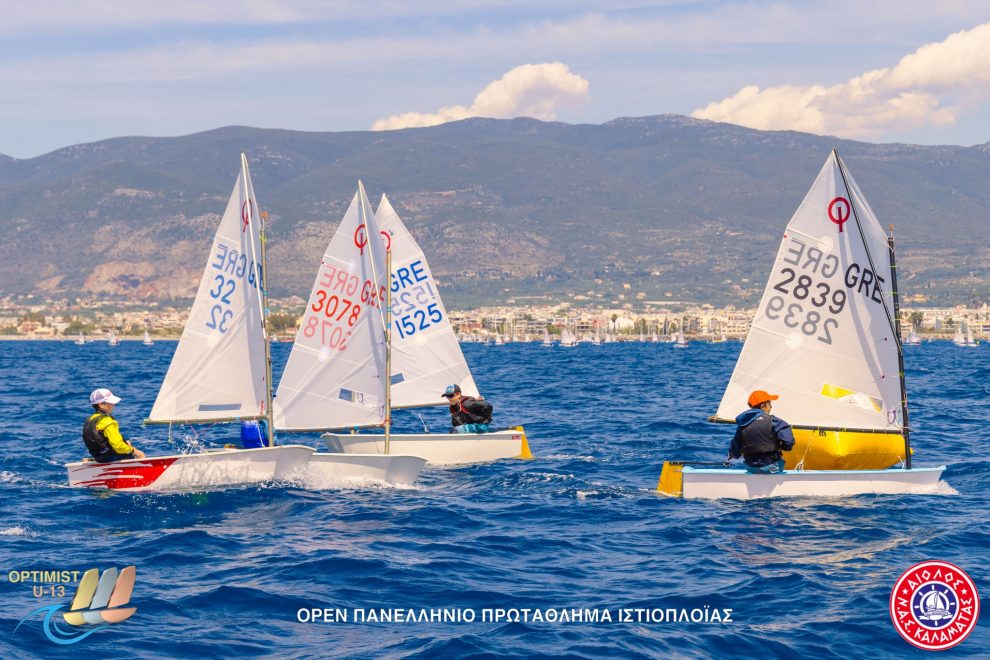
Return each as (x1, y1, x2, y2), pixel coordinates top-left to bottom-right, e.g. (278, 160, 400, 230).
(82, 412, 117, 461)
(449, 396, 493, 426)
(738, 414, 780, 456)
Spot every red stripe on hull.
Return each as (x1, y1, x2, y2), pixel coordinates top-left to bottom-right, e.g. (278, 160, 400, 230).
(75, 458, 178, 489)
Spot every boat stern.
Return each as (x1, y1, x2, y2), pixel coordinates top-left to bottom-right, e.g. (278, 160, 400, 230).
(514, 426, 533, 459)
(657, 461, 685, 497)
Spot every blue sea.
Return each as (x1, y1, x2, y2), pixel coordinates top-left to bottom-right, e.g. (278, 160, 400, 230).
(1, 339, 987, 658)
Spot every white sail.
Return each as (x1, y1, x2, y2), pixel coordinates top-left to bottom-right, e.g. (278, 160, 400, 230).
(371, 195, 479, 406)
(715, 151, 902, 432)
(149, 155, 268, 423)
(274, 184, 389, 431)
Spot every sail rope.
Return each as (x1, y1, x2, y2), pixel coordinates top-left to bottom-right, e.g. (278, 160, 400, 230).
(414, 412, 430, 433)
(793, 429, 822, 471)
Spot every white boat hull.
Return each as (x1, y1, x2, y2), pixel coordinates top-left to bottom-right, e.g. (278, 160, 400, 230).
(673, 465, 946, 500)
(65, 446, 315, 492)
(301, 453, 426, 487)
(322, 428, 532, 466)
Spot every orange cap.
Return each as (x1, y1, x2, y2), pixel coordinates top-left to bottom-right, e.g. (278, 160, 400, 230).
(748, 390, 779, 408)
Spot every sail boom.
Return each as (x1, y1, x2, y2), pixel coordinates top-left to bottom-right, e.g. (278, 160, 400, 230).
(708, 416, 899, 435)
(279, 423, 383, 434)
(144, 415, 267, 426)
(392, 402, 448, 411)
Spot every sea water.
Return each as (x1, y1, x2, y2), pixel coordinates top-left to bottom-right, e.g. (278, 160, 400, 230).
(0, 340, 987, 658)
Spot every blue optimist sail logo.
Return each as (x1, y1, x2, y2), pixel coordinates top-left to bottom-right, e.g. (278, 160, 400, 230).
(14, 566, 137, 645)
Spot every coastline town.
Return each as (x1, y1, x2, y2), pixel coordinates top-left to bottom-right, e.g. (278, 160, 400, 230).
(3, 294, 988, 343)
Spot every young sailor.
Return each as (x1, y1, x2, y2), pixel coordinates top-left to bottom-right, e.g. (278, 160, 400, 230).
(441, 384, 493, 434)
(83, 388, 145, 462)
(728, 390, 794, 473)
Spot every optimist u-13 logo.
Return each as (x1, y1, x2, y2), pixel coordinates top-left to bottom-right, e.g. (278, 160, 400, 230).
(889, 560, 980, 650)
(15, 566, 137, 645)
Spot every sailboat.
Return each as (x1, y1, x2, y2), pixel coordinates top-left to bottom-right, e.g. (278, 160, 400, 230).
(107, 331, 120, 347)
(142, 330, 154, 346)
(74, 332, 86, 346)
(541, 329, 554, 347)
(67, 155, 315, 491)
(904, 327, 921, 346)
(271, 185, 427, 482)
(313, 193, 531, 466)
(493, 332, 505, 345)
(673, 327, 688, 348)
(952, 326, 965, 346)
(963, 324, 978, 347)
(658, 150, 945, 499)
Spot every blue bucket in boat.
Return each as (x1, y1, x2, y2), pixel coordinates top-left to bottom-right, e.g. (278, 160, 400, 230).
(241, 421, 265, 449)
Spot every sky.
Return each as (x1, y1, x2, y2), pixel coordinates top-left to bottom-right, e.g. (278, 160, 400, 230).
(1, 1, 989, 158)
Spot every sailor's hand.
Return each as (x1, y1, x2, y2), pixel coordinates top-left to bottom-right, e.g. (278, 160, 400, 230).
(133, 449, 146, 459)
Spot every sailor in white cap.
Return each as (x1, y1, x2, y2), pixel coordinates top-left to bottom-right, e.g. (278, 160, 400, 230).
(82, 389, 145, 462)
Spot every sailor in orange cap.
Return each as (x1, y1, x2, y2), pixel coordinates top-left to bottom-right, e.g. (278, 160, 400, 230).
(728, 390, 794, 473)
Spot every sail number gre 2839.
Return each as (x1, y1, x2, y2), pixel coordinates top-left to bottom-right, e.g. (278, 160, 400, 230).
(763, 236, 846, 344)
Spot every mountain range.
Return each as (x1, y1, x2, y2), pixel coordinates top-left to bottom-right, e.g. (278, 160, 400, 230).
(2, 115, 989, 308)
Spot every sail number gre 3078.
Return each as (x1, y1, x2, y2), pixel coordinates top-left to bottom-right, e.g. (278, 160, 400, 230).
(301, 262, 386, 351)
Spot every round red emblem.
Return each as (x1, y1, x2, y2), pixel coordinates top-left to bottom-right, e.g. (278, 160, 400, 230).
(889, 560, 980, 650)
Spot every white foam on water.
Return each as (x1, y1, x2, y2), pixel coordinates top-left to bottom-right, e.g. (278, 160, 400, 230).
(927, 480, 960, 496)
(1, 526, 28, 536)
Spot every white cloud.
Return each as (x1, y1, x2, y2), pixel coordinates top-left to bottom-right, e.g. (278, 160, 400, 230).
(691, 22, 990, 138)
(370, 63, 589, 130)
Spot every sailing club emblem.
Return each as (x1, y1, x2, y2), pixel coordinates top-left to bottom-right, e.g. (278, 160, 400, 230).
(827, 196, 850, 233)
(241, 200, 253, 233)
(889, 560, 980, 650)
(353, 225, 392, 255)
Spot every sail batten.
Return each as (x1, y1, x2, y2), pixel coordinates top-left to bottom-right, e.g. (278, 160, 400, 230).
(715, 151, 902, 432)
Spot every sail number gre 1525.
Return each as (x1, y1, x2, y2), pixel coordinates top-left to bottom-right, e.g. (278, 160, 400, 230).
(390, 259, 445, 339)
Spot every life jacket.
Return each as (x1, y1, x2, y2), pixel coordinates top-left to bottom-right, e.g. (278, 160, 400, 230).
(738, 414, 779, 456)
(82, 412, 117, 461)
(449, 396, 493, 426)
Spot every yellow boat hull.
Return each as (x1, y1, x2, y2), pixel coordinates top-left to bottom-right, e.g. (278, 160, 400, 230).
(785, 429, 909, 470)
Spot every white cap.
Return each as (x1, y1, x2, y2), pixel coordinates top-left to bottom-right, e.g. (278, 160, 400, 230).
(90, 388, 121, 405)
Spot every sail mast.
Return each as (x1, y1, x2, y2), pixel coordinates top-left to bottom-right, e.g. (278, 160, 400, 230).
(240, 153, 276, 447)
(384, 249, 393, 454)
(887, 224, 912, 469)
(259, 204, 276, 448)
